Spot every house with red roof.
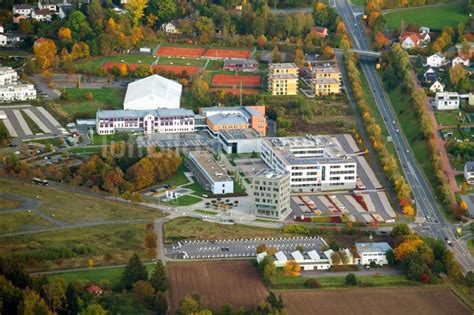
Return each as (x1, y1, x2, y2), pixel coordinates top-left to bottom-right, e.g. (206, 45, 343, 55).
(313, 26, 328, 38)
(86, 284, 103, 296)
(399, 31, 430, 50)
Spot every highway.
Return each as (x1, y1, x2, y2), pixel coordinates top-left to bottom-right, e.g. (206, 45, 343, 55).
(333, 0, 474, 272)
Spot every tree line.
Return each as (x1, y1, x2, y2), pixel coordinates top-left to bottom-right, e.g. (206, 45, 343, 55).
(381, 44, 462, 217)
(342, 42, 415, 216)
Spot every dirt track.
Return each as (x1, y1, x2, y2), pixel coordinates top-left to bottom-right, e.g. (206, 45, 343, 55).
(279, 287, 472, 315)
(168, 260, 268, 311)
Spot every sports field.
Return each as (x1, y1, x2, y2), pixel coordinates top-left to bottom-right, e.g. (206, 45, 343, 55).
(209, 88, 260, 95)
(385, 2, 467, 30)
(156, 46, 206, 58)
(204, 48, 252, 59)
(211, 74, 261, 87)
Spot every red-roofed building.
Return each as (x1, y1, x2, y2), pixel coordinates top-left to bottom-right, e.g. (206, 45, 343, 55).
(399, 31, 430, 49)
(313, 26, 328, 38)
(86, 284, 103, 296)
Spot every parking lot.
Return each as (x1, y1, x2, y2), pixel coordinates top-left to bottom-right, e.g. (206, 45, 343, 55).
(169, 236, 327, 260)
(0, 104, 63, 141)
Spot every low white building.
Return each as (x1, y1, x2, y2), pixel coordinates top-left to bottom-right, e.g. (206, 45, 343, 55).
(257, 249, 333, 271)
(452, 56, 470, 68)
(12, 4, 33, 16)
(429, 80, 444, 93)
(96, 108, 194, 135)
(355, 242, 392, 266)
(434, 92, 460, 110)
(124, 74, 182, 110)
(426, 53, 446, 68)
(0, 84, 36, 102)
(31, 9, 53, 21)
(464, 162, 474, 185)
(218, 129, 262, 154)
(185, 151, 234, 195)
(0, 67, 18, 85)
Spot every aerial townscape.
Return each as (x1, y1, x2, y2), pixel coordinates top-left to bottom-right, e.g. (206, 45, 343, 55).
(0, 0, 474, 314)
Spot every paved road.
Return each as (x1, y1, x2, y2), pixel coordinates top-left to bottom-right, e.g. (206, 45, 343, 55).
(334, 0, 474, 272)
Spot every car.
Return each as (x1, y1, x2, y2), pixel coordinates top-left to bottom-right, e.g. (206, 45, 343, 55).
(392, 120, 395, 124)
(406, 149, 409, 153)
(395, 129, 399, 133)
(329, 195, 336, 199)
(446, 239, 453, 247)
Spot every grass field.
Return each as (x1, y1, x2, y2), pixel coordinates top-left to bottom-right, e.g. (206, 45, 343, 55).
(48, 264, 156, 289)
(0, 178, 161, 226)
(67, 146, 104, 154)
(20, 110, 42, 134)
(0, 223, 149, 271)
(160, 162, 190, 187)
(385, 2, 467, 30)
(90, 132, 132, 145)
(162, 195, 201, 206)
(157, 56, 205, 66)
(0, 196, 21, 209)
(182, 182, 211, 196)
(46, 88, 124, 121)
(435, 111, 465, 126)
(351, 0, 365, 5)
(0, 212, 55, 233)
(271, 273, 420, 289)
(163, 217, 290, 244)
(168, 261, 268, 311)
(279, 287, 471, 315)
(75, 54, 156, 73)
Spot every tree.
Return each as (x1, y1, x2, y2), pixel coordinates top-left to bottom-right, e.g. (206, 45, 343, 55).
(190, 77, 210, 106)
(0, 276, 22, 315)
(178, 295, 202, 315)
(79, 304, 107, 315)
(294, 48, 305, 68)
(257, 34, 267, 48)
(272, 46, 282, 63)
(43, 278, 66, 312)
(391, 223, 411, 238)
(58, 27, 72, 42)
(149, 0, 177, 24)
(150, 261, 169, 292)
(195, 16, 215, 44)
(133, 280, 155, 306)
(65, 283, 80, 315)
(153, 291, 168, 315)
(373, 31, 389, 49)
(18, 288, 50, 315)
(449, 64, 467, 86)
(394, 237, 424, 261)
(121, 253, 148, 290)
(256, 243, 267, 254)
(345, 273, 358, 286)
(33, 38, 57, 70)
(304, 278, 322, 288)
(125, 0, 148, 26)
(19, 19, 33, 34)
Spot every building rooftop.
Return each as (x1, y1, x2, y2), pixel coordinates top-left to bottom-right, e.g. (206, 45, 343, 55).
(188, 151, 231, 182)
(268, 73, 298, 80)
(465, 161, 474, 172)
(263, 135, 355, 165)
(97, 108, 194, 119)
(219, 128, 261, 141)
(355, 242, 392, 253)
(269, 63, 298, 70)
(224, 59, 259, 66)
(312, 65, 340, 74)
(207, 113, 248, 126)
(124, 74, 182, 109)
(255, 168, 288, 179)
(313, 78, 340, 84)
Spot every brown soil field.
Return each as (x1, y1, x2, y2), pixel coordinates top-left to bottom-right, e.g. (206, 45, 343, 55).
(168, 260, 268, 311)
(279, 287, 472, 315)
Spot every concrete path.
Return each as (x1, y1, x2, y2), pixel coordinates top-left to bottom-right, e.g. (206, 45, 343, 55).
(0, 110, 17, 137)
(37, 106, 62, 128)
(12, 109, 32, 136)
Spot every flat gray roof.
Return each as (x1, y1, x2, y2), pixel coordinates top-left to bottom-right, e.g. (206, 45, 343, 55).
(189, 151, 231, 182)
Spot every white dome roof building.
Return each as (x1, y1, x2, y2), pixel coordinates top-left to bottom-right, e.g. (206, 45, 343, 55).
(123, 74, 182, 110)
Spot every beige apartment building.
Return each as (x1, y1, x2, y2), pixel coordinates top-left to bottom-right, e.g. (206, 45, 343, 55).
(311, 65, 341, 96)
(268, 63, 299, 96)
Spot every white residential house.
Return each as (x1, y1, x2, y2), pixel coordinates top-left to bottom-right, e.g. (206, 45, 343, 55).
(464, 162, 474, 184)
(31, 9, 53, 21)
(429, 80, 444, 93)
(0, 34, 6, 47)
(452, 56, 470, 68)
(12, 4, 33, 17)
(0, 84, 37, 102)
(0, 67, 19, 85)
(0, 25, 4, 33)
(257, 249, 335, 271)
(37, 0, 57, 12)
(426, 53, 446, 68)
(355, 242, 392, 266)
(434, 92, 460, 111)
(161, 22, 179, 34)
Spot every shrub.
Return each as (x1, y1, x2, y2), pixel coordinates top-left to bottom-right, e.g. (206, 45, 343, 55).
(282, 224, 310, 234)
(304, 278, 322, 288)
(345, 273, 358, 286)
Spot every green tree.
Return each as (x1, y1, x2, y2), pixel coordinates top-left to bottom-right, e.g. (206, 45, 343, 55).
(121, 253, 148, 290)
(125, 0, 148, 26)
(178, 294, 202, 315)
(43, 278, 66, 312)
(18, 288, 50, 315)
(19, 19, 33, 34)
(195, 16, 215, 44)
(153, 291, 168, 315)
(150, 261, 169, 292)
(391, 224, 410, 238)
(65, 282, 80, 315)
(345, 273, 358, 286)
(149, 0, 177, 24)
(0, 276, 22, 315)
(79, 304, 107, 315)
(272, 46, 282, 63)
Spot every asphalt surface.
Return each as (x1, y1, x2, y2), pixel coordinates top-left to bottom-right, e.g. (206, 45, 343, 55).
(333, 0, 474, 272)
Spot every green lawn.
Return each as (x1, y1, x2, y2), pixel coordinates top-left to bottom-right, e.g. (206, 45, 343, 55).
(271, 273, 420, 288)
(48, 264, 155, 289)
(193, 209, 218, 216)
(0, 223, 150, 271)
(46, 88, 124, 122)
(350, 0, 365, 5)
(385, 2, 467, 30)
(0, 212, 55, 233)
(26, 137, 65, 148)
(157, 57, 205, 66)
(67, 146, 104, 155)
(160, 162, 190, 187)
(90, 132, 134, 145)
(163, 217, 293, 244)
(162, 195, 202, 206)
(182, 181, 212, 197)
(468, 239, 474, 256)
(20, 110, 42, 134)
(435, 111, 465, 126)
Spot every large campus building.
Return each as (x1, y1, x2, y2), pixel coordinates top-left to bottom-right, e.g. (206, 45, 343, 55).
(199, 105, 267, 136)
(260, 135, 357, 192)
(96, 108, 195, 135)
(311, 65, 341, 96)
(185, 151, 234, 195)
(0, 67, 18, 85)
(0, 84, 36, 102)
(252, 169, 291, 220)
(123, 74, 182, 110)
(267, 63, 299, 96)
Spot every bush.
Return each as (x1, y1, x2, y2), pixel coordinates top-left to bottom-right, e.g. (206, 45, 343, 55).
(282, 224, 310, 234)
(304, 278, 322, 288)
(345, 273, 358, 286)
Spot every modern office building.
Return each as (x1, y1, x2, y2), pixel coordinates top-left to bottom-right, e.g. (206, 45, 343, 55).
(0, 67, 18, 85)
(218, 129, 262, 154)
(123, 74, 182, 110)
(0, 84, 36, 102)
(199, 105, 266, 136)
(260, 135, 357, 192)
(267, 63, 299, 96)
(252, 168, 291, 219)
(185, 151, 234, 194)
(96, 108, 194, 135)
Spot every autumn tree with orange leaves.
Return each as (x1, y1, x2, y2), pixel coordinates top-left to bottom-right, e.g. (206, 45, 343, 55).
(33, 38, 57, 70)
